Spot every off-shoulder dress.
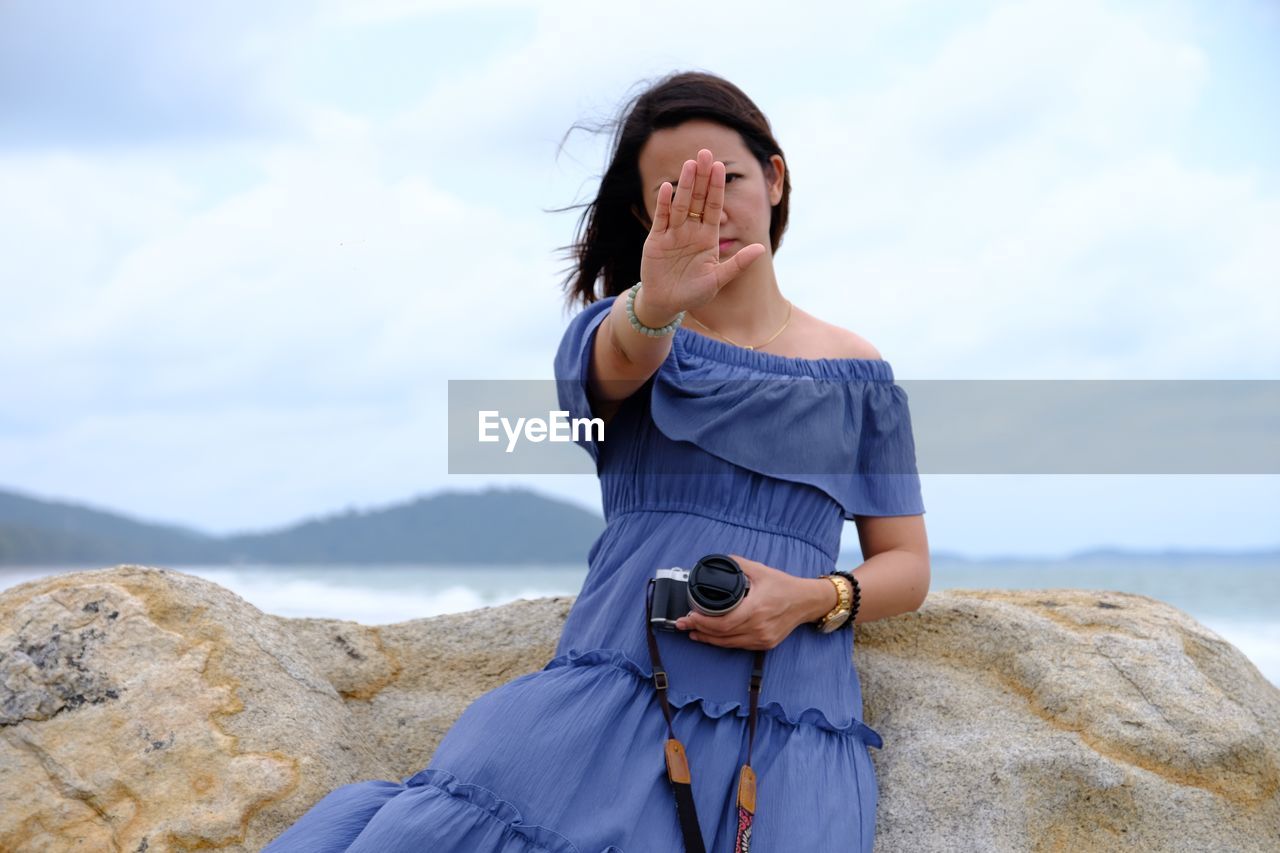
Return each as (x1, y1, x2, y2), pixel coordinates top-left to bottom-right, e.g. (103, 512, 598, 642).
(263, 294, 926, 853)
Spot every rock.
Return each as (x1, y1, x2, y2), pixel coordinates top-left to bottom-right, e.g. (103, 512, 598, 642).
(1, 567, 1276, 852)
(857, 588, 1280, 852)
(0, 565, 570, 852)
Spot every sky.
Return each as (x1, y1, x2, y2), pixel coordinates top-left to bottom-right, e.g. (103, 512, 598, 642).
(0, 0, 1277, 559)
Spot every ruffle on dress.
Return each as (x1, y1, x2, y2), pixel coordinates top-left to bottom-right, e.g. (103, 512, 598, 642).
(541, 646, 883, 748)
(554, 295, 925, 519)
(263, 768, 588, 853)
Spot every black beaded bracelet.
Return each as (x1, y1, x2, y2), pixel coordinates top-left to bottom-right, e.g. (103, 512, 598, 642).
(831, 571, 860, 628)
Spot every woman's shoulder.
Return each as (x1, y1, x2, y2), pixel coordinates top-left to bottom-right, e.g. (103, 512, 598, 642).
(786, 306, 883, 361)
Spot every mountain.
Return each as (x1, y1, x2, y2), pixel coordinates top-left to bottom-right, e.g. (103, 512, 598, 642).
(0, 490, 225, 565)
(0, 486, 605, 566)
(217, 489, 604, 564)
(6, 485, 1274, 568)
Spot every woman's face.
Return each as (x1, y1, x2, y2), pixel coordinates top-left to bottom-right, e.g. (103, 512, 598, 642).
(634, 118, 784, 259)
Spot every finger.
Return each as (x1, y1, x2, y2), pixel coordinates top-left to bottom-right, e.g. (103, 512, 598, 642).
(701, 160, 725, 226)
(688, 629, 731, 645)
(689, 630, 762, 649)
(688, 149, 712, 219)
(681, 610, 748, 636)
(670, 159, 696, 227)
(652, 181, 672, 233)
(715, 242, 768, 289)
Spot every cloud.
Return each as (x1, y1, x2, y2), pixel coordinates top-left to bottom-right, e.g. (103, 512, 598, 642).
(0, 107, 564, 421)
(761, 0, 1278, 378)
(0, 0, 302, 147)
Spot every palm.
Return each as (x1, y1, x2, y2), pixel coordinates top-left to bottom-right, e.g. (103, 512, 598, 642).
(637, 148, 766, 317)
(640, 221, 721, 308)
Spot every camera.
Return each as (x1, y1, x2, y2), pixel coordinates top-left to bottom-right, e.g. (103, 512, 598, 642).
(650, 554, 751, 631)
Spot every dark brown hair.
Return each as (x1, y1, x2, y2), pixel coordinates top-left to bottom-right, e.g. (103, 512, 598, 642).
(550, 70, 791, 312)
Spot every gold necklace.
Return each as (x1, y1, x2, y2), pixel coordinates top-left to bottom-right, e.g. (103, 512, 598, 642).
(687, 300, 793, 350)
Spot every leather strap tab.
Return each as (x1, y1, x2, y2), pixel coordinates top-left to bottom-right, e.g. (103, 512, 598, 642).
(736, 764, 757, 813)
(665, 738, 691, 784)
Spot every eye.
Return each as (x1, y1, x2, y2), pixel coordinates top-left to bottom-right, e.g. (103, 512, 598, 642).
(725, 173, 742, 183)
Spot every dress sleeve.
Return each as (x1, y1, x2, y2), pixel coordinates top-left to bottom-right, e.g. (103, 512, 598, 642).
(843, 381, 926, 518)
(552, 296, 616, 467)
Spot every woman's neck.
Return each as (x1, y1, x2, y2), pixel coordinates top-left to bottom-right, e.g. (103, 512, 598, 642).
(686, 269, 790, 344)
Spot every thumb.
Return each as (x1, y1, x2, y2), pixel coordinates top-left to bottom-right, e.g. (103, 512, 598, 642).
(715, 243, 767, 288)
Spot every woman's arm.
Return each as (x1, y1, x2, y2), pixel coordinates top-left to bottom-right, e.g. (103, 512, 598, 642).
(587, 290, 682, 426)
(797, 515, 931, 625)
(848, 514, 930, 623)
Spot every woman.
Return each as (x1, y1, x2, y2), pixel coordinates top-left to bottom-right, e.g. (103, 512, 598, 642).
(264, 69, 929, 853)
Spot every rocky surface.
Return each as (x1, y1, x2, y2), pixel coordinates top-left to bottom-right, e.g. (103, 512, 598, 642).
(858, 588, 1279, 852)
(1, 565, 1276, 852)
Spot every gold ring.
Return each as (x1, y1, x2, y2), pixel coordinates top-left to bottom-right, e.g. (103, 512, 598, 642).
(688, 211, 702, 221)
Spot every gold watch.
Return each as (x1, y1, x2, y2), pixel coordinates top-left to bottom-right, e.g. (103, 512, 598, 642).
(815, 574, 853, 633)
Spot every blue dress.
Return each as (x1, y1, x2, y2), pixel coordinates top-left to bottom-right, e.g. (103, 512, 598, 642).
(264, 295, 926, 853)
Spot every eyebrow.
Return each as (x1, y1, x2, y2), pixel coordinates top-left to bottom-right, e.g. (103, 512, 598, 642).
(653, 161, 737, 193)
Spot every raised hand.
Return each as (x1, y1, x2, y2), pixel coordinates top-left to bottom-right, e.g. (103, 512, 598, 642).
(636, 148, 768, 321)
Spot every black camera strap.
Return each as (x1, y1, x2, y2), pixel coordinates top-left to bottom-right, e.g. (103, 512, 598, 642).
(645, 579, 766, 852)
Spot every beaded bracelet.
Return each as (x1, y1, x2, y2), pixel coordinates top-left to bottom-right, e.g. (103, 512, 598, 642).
(626, 282, 686, 337)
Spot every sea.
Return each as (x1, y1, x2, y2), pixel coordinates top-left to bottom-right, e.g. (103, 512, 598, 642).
(2, 553, 1277, 688)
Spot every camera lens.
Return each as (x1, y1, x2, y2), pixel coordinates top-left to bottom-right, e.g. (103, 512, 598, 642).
(687, 554, 749, 615)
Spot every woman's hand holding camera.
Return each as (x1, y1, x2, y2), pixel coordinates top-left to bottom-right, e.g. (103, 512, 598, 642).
(635, 148, 767, 325)
(673, 554, 813, 651)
